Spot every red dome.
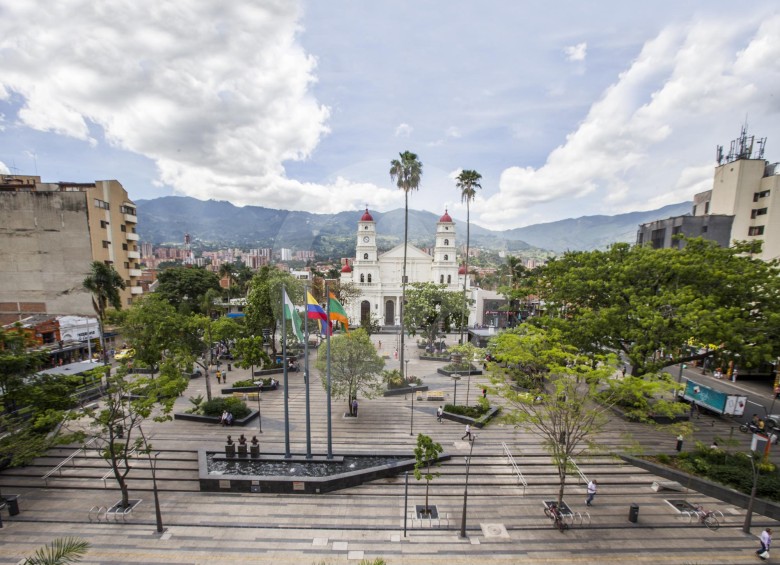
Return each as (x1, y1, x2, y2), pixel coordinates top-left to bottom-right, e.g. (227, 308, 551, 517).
(341, 262, 352, 273)
(458, 264, 467, 275)
(439, 209, 453, 223)
(360, 208, 374, 222)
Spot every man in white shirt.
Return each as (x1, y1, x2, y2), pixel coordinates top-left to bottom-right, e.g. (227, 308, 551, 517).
(757, 527, 772, 559)
(586, 479, 598, 506)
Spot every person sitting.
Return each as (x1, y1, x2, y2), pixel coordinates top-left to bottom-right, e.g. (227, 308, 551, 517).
(220, 410, 229, 426)
(225, 412, 234, 426)
(269, 378, 278, 389)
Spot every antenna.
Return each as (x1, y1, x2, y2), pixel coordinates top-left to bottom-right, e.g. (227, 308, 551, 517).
(716, 145, 723, 165)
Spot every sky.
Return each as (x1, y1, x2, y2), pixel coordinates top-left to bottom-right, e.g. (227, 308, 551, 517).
(0, 1, 779, 230)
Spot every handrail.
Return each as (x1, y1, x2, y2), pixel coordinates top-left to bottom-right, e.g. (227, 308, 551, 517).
(501, 442, 527, 495)
(569, 458, 589, 485)
(43, 437, 98, 484)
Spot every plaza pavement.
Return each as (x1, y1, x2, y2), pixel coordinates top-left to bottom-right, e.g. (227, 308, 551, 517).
(0, 334, 777, 564)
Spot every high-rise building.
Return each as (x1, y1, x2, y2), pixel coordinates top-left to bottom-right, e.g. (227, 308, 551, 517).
(0, 175, 142, 323)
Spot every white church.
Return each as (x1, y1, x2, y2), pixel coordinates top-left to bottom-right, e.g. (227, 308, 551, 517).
(339, 208, 469, 326)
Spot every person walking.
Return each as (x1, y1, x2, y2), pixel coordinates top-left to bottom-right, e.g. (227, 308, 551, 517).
(586, 479, 598, 506)
(462, 424, 472, 441)
(436, 406, 443, 423)
(352, 398, 359, 417)
(757, 527, 772, 559)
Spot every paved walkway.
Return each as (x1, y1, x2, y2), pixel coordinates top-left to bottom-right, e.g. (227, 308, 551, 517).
(0, 334, 777, 564)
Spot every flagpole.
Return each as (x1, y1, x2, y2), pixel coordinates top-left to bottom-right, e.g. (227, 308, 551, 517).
(282, 284, 291, 458)
(326, 281, 333, 460)
(304, 285, 312, 459)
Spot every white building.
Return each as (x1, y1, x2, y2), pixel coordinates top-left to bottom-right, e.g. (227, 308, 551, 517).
(340, 209, 468, 325)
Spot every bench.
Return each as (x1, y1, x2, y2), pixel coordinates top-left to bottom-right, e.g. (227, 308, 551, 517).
(651, 480, 685, 492)
(232, 392, 259, 401)
(426, 391, 445, 401)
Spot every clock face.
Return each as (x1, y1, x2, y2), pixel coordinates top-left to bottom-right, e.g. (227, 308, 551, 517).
(363, 236, 370, 243)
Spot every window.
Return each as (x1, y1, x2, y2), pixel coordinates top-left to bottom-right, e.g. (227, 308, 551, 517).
(704, 202, 710, 214)
(102, 240, 110, 248)
(120, 224, 127, 232)
(701, 225, 708, 233)
(748, 226, 765, 236)
(120, 205, 136, 215)
(444, 238, 449, 246)
(100, 220, 109, 229)
(650, 228, 666, 249)
(124, 262, 130, 269)
(444, 254, 448, 261)
(367, 274, 372, 283)
(360, 274, 365, 282)
(440, 275, 444, 283)
(94, 199, 110, 210)
(363, 253, 369, 260)
(692, 205, 697, 216)
(447, 275, 451, 283)
(122, 243, 128, 250)
(751, 208, 768, 218)
(754, 190, 771, 202)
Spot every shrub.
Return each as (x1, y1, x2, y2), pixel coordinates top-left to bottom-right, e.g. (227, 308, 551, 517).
(657, 453, 671, 465)
(444, 404, 489, 419)
(201, 397, 250, 419)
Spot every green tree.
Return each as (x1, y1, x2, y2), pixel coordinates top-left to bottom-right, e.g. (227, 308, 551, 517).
(413, 433, 443, 516)
(121, 294, 186, 376)
(155, 266, 221, 315)
(403, 283, 466, 349)
(83, 261, 126, 363)
(233, 336, 271, 379)
(245, 266, 303, 356)
(390, 150, 423, 379)
(515, 238, 780, 376)
(315, 329, 384, 415)
(23, 537, 90, 565)
(183, 315, 241, 401)
(490, 326, 620, 505)
(218, 262, 236, 300)
(83, 362, 187, 508)
(455, 169, 482, 341)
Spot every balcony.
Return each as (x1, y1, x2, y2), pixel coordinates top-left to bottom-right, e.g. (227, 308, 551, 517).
(128, 269, 142, 278)
(125, 232, 139, 241)
(130, 286, 144, 295)
(127, 250, 140, 259)
(123, 213, 137, 224)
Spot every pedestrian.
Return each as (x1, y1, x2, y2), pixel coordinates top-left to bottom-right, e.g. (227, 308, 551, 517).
(352, 398, 359, 417)
(757, 527, 772, 560)
(462, 424, 472, 441)
(586, 479, 597, 506)
(482, 388, 487, 399)
(436, 405, 443, 423)
(621, 365, 627, 377)
(732, 368, 738, 382)
(394, 348, 398, 360)
(378, 340, 382, 350)
(216, 370, 222, 384)
(676, 434, 684, 452)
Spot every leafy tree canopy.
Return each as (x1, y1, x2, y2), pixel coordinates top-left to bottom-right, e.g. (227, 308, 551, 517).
(155, 266, 221, 315)
(315, 329, 385, 408)
(403, 282, 467, 346)
(245, 266, 303, 353)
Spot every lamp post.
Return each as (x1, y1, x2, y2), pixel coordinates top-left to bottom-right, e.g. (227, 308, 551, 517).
(410, 384, 416, 436)
(743, 454, 760, 533)
(451, 374, 461, 406)
(459, 434, 477, 538)
(150, 451, 165, 534)
(253, 380, 263, 433)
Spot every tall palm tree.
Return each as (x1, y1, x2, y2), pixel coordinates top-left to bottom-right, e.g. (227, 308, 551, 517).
(455, 169, 482, 342)
(83, 261, 126, 363)
(390, 151, 423, 380)
(23, 536, 90, 565)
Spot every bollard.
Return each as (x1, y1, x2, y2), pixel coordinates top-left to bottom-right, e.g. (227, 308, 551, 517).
(628, 503, 639, 523)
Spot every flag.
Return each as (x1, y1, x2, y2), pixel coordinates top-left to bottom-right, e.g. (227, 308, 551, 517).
(328, 292, 349, 332)
(283, 291, 304, 342)
(306, 291, 329, 334)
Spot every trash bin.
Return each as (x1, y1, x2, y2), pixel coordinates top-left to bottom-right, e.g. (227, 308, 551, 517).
(628, 503, 639, 523)
(6, 495, 20, 516)
(227, 363, 231, 372)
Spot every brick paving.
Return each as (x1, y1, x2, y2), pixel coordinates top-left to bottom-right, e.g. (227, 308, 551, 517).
(0, 335, 777, 564)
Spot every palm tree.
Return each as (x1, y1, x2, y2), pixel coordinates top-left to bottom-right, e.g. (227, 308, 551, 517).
(455, 169, 482, 343)
(390, 151, 423, 380)
(219, 262, 236, 300)
(24, 536, 90, 565)
(83, 261, 126, 364)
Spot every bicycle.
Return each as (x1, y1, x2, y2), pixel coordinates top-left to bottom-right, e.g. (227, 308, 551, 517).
(544, 503, 569, 532)
(694, 505, 720, 531)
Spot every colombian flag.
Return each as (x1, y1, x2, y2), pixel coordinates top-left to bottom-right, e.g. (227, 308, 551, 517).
(306, 291, 329, 334)
(328, 292, 349, 332)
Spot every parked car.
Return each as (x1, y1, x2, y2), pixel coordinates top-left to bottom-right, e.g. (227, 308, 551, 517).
(114, 348, 135, 361)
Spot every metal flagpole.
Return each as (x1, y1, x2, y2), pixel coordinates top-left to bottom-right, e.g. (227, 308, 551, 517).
(282, 284, 291, 458)
(304, 285, 312, 459)
(326, 282, 333, 459)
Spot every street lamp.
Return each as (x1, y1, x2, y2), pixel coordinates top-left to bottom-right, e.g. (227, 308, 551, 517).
(451, 374, 461, 406)
(253, 381, 263, 433)
(743, 453, 761, 533)
(150, 451, 165, 534)
(405, 359, 410, 382)
(460, 434, 477, 538)
(410, 383, 416, 436)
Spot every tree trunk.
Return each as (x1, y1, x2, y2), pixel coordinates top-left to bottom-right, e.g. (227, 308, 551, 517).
(400, 192, 408, 380)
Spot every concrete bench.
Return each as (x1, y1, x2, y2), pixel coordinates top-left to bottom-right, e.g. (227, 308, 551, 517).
(426, 391, 445, 401)
(651, 480, 685, 492)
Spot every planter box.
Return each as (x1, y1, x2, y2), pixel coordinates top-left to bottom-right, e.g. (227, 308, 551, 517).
(437, 368, 483, 377)
(383, 385, 429, 397)
(419, 355, 450, 362)
(252, 368, 285, 377)
(441, 406, 500, 429)
(174, 409, 259, 426)
(221, 385, 278, 394)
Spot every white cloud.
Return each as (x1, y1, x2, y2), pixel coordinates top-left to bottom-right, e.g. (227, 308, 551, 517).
(564, 42, 587, 62)
(395, 123, 413, 137)
(0, 160, 8, 174)
(446, 126, 461, 138)
(475, 16, 780, 229)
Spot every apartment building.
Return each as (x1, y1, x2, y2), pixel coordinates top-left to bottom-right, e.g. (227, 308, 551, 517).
(0, 175, 142, 323)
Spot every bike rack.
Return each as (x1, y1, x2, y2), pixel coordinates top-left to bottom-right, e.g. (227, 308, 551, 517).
(88, 506, 107, 522)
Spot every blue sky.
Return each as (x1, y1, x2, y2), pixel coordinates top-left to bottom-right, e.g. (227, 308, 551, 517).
(1, 1, 779, 229)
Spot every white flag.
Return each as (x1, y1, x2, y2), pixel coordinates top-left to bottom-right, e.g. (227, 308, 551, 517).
(283, 291, 304, 342)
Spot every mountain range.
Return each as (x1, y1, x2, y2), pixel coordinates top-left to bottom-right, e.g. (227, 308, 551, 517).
(135, 196, 691, 254)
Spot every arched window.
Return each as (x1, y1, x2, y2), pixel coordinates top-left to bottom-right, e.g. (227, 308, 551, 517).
(440, 275, 444, 283)
(367, 274, 372, 283)
(363, 253, 369, 260)
(360, 274, 365, 283)
(447, 275, 452, 284)
(444, 254, 448, 261)
(444, 238, 449, 246)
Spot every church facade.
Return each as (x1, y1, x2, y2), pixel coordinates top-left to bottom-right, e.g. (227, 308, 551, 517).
(340, 209, 467, 326)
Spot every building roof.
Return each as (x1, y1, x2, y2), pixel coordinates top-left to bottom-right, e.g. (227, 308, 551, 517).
(439, 209, 453, 223)
(360, 208, 374, 222)
(341, 262, 352, 273)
